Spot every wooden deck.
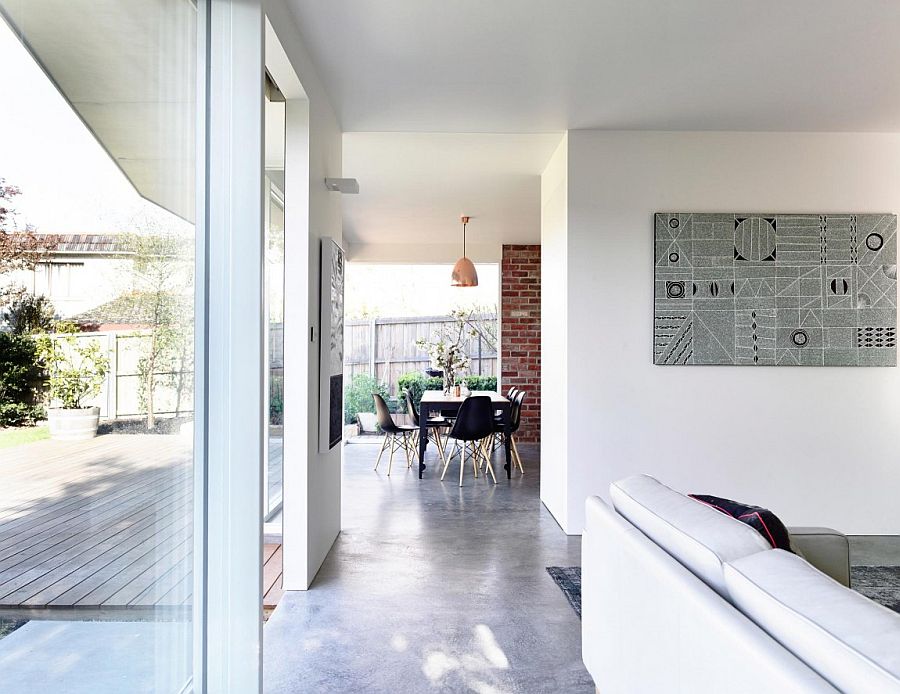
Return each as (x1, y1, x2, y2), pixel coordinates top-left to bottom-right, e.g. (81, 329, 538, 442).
(0, 434, 192, 611)
(263, 543, 283, 619)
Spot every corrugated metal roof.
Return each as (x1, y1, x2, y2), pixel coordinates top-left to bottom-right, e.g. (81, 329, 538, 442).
(41, 234, 130, 254)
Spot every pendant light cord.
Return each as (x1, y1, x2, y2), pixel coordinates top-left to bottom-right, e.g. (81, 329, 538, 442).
(463, 219, 467, 257)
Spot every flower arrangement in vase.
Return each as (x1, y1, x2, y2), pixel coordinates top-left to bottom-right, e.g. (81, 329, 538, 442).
(415, 323, 470, 395)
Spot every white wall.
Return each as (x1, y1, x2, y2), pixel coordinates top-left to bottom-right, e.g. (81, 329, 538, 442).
(555, 130, 900, 535)
(540, 134, 569, 527)
(265, 1, 343, 588)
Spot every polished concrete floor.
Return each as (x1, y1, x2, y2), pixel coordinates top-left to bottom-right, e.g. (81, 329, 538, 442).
(264, 441, 592, 694)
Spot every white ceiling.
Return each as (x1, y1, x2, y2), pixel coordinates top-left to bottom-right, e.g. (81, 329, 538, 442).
(342, 132, 561, 250)
(1, 2, 197, 222)
(286, 0, 900, 133)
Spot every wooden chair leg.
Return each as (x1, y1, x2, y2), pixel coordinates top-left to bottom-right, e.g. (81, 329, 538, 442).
(481, 441, 497, 483)
(403, 432, 413, 468)
(511, 436, 524, 473)
(440, 437, 453, 480)
(459, 444, 466, 487)
(387, 433, 396, 476)
(374, 434, 389, 471)
(471, 442, 479, 479)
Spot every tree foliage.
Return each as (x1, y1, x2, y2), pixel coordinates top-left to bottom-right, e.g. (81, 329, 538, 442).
(450, 304, 498, 352)
(0, 179, 58, 275)
(122, 230, 193, 428)
(2, 293, 56, 335)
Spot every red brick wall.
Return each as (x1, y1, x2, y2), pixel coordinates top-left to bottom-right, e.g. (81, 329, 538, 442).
(501, 244, 541, 443)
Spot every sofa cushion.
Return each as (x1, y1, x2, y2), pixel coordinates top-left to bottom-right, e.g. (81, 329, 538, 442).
(609, 475, 771, 598)
(689, 494, 794, 551)
(725, 549, 900, 693)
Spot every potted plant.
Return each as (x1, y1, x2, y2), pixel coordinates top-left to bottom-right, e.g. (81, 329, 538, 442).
(35, 322, 109, 441)
(416, 323, 470, 395)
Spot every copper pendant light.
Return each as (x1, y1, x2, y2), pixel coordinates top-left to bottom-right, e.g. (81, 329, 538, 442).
(451, 215, 478, 287)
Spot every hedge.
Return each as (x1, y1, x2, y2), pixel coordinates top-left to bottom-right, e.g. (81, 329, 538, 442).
(397, 372, 497, 411)
(0, 332, 44, 427)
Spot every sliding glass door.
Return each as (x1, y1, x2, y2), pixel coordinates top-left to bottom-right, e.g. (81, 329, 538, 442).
(0, 0, 198, 691)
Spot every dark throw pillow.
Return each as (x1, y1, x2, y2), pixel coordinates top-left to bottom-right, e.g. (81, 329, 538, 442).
(688, 494, 793, 552)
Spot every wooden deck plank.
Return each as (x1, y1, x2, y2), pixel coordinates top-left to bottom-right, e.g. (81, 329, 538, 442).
(7, 493, 191, 606)
(263, 544, 283, 613)
(49, 498, 193, 607)
(0, 486, 190, 596)
(262, 546, 283, 596)
(0, 456, 189, 546)
(103, 534, 193, 606)
(157, 564, 194, 606)
(0, 472, 188, 569)
(0, 444, 170, 533)
(0, 435, 193, 608)
(125, 538, 193, 606)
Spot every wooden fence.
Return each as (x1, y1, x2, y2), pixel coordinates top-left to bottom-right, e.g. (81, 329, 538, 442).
(45, 330, 193, 420)
(344, 315, 497, 395)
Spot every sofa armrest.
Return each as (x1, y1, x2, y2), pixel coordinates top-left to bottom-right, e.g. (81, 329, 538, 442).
(788, 527, 850, 587)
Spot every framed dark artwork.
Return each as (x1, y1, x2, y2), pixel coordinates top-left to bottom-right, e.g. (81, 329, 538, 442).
(654, 213, 897, 366)
(319, 239, 345, 450)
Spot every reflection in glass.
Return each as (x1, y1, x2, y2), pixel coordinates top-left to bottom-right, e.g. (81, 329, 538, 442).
(264, 80, 286, 521)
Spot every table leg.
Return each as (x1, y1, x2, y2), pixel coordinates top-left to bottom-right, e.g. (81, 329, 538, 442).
(504, 432, 512, 479)
(418, 420, 427, 479)
(502, 406, 512, 479)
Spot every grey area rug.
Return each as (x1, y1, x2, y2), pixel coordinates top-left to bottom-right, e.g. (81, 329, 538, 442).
(547, 565, 900, 620)
(546, 566, 582, 618)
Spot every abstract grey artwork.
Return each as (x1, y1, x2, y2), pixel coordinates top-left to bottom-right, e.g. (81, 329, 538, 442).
(654, 213, 897, 366)
(319, 239, 345, 450)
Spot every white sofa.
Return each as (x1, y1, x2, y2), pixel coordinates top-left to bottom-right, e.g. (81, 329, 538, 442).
(582, 475, 900, 693)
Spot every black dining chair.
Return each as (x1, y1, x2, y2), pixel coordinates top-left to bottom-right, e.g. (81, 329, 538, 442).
(441, 396, 497, 487)
(404, 389, 448, 466)
(373, 393, 417, 476)
(493, 390, 526, 473)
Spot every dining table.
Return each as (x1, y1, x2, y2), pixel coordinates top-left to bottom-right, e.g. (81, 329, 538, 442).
(417, 390, 513, 480)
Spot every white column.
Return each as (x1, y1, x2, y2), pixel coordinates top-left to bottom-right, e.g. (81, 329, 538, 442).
(194, 0, 265, 691)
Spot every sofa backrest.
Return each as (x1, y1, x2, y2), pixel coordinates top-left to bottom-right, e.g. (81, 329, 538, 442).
(582, 496, 836, 693)
(609, 474, 771, 597)
(725, 549, 900, 693)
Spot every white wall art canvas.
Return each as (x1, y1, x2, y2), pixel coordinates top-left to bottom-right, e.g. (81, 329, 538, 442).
(654, 213, 897, 366)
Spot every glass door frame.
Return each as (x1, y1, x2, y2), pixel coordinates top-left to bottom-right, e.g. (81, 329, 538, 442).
(194, 0, 266, 691)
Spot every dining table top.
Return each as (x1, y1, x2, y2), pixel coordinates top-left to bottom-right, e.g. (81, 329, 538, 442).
(420, 390, 510, 404)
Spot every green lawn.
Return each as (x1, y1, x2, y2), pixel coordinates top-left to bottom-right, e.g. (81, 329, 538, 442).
(0, 426, 50, 449)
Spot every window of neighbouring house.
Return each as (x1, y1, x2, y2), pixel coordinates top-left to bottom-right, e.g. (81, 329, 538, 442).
(33, 261, 84, 299)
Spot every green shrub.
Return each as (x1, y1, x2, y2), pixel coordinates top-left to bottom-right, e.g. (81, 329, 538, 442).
(0, 402, 44, 427)
(344, 373, 389, 425)
(34, 323, 108, 409)
(397, 372, 498, 410)
(462, 375, 497, 392)
(397, 372, 441, 410)
(2, 293, 56, 335)
(0, 332, 43, 426)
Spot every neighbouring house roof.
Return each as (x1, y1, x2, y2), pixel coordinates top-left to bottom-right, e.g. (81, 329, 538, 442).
(72, 291, 189, 331)
(41, 234, 132, 255)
